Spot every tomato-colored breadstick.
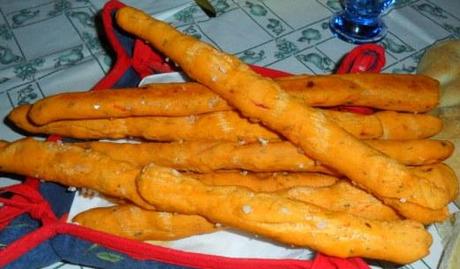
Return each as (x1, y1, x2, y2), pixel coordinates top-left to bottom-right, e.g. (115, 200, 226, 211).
(0, 138, 152, 209)
(73, 204, 217, 241)
(9, 105, 276, 142)
(279, 180, 400, 221)
(281, 180, 449, 225)
(10, 104, 442, 142)
(137, 163, 432, 263)
(188, 171, 338, 190)
(75, 139, 453, 174)
(116, 6, 452, 210)
(193, 171, 448, 224)
(191, 169, 452, 225)
(27, 73, 438, 125)
(194, 172, 400, 221)
(274, 73, 438, 112)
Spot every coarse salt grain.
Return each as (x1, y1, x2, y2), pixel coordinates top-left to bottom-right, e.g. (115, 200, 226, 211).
(170, 169, 181, 176)
(242, 204, 252, 214)
(257, 137, 269, 146)
(317, 221, 327, 229)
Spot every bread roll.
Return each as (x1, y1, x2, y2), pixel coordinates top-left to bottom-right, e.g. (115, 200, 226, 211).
(417, 39, 460, 108)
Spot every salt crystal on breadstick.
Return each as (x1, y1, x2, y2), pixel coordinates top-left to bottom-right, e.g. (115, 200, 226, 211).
(116, 6, 453, 210)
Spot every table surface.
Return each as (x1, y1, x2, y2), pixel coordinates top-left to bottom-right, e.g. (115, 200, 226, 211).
(0, 0, 459, 268)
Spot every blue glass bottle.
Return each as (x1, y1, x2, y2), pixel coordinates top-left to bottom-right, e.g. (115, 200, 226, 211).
(329, 0, 395, 44)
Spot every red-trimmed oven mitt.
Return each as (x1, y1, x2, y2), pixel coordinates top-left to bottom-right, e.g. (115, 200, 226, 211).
(0, 0, 385, 268)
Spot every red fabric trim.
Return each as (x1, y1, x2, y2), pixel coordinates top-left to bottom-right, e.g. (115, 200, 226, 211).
(313, 254, 370, 269)
(0, 179, 40, 229)
(250, 64, 291, 78)
(91, 0, 130, 91)
(131, 39, 174, 76)
(59, 223, 317, 269)
(0, 181, 63, 268)
(0, 222, 59, 267)
(92, 0, 175, 90)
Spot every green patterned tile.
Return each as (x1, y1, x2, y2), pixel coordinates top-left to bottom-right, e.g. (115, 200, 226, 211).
(239, 0, 293, 37)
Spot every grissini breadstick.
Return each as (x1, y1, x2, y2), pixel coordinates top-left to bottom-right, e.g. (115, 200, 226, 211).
(279, 180, 400, 221)
(73, 204, 217, 241)
(194, 172, 400, 221)
(115, 6, 450, 210)
(0, 138, 152, 209)
(137, 163, 432, 264)
(29, 85, 228, 125)
(75, 139, 454, 173)
(375, 163, 458, 224)
(10, 104, 442, 142)
(27, 73, 439, 125)
(188, 171, 338, 190)
(282, 180, 449, 225)
(9, 105, 276, 142)
(381, 198, 449, 224)
(76, 140, 335, 174)
(365, 139, 454, 166)
(274, 73, 439, 112)
(192, 171, 451, 224)
(324, 109, 442, 140)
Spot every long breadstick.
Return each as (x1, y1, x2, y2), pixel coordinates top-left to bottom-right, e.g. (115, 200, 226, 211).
(27, 73, 439, 125)
(282, 180, 448, 225)
(279, 180, 400, 221)
(0, 138, 152, 209)
(191, 171, 451, 224)
(189, 171, 338, 190)
(10, 104, 442, 142)
(9, 105, 276, 142)
(116, 6, 451, 210)
(193, 172, 400, 221)
(75, 139, 454, 173)
(73, 204, 217, 241)
(365, 139, 454, 166)
(274, 74, 438, 112)
(137, 163, 432, 264)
